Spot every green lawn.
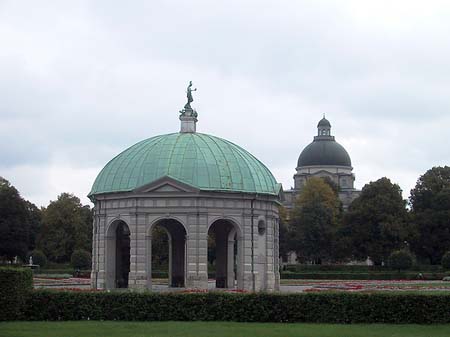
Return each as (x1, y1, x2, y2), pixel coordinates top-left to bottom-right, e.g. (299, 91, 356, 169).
(1, 321, 449, 337)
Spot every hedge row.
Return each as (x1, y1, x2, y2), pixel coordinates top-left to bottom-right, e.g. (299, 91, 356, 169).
(12, 291, 450, 324)
(153, 271, 447, 280)
(280, 272, 448, 280)
(0, 267, 33, 320)
(283, 264, 443, 272)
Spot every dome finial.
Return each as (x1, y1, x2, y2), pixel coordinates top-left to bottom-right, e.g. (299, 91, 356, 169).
(317, 115, 331, 136)
(179, 81, 198, 133)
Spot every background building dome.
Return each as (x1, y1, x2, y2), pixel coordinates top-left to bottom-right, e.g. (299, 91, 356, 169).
(89, 132, 280, 197)
(297, 116, 352, 167)
(297, 140, 352, 167)
(317, 117, 331, 128)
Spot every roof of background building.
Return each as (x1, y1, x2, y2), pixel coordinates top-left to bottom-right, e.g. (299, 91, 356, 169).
(297, 138, 352, 167)
(298, 117, 352, 167)
(317, 117, 331, 128)
(89, 132, 280, 198)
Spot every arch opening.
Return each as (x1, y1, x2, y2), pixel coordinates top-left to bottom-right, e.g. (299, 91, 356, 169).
(148, 219, 186, 289)
(105, 220, 130, 289)
(208, 219, 242, 289)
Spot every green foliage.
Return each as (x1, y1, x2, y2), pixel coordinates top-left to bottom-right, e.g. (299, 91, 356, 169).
(24, 201, 42, 252)
(0, 267, 33, 320)
(388, 250, 414, 271)
(410, 166, 450, 264)
(71, 249, 91, 270)
(343, 177, 410, 265)
(18, 291, 450, 324)
(320, 176, 340, 195)
(441, 251, 450, 270)
(2, 321, 450, 337)
(280, 272, 447, 280)
(278, 206, 290, 261)
(29, 249, 47, 268)
(0, 177, 39, 261)
(151, 226, 169, 270)
(283, 264, 442, 272)
(290, 177, 342, 263)
(38, 193, 92, 263)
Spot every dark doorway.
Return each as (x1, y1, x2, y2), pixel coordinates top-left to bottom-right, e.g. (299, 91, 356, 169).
(151, 219, 186, 288)
(115, 222, 130, 288)
(208, 220, 238, 288)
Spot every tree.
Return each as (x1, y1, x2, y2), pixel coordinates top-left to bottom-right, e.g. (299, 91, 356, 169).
(289, 177, 342, 263)
(0, 177, 33, 262)
(71, 249, 92, 270)
(151, 226, 169, 270)
(25, 201, 41, 252)
(321, 176, 340, 196)
(38, 193, 92, 263)
(441, 251, 450, 270)
(278, 206, 290, 261)
(343, 177, 410, 265)
(409, 166, 450, 264)
(28, 249, 47, 268)
(388, 249, 414, 271)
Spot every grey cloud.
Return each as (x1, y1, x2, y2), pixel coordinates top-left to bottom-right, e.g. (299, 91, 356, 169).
(0, 0, 449, 206)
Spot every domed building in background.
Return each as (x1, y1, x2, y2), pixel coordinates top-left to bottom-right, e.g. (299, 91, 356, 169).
(89, 87, 281, 292)
(283, 117, 360, 210)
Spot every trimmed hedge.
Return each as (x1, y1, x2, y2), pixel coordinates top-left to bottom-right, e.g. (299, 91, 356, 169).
(0, 267, 33, 320)
(20, 291, 450, 324)
(280, 272, 448, 280)
(283, 264, 443, 273)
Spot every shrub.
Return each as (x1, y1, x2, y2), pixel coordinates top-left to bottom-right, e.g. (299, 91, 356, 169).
(28, 250, 47, 268)
(71, 250, 91, 270)
(283, 264, 442, 272)
(20, 291, 450, 324)
(442, 251, 450, 270)
(388, 250, 414, 271)
(0, 267, 33, 320)
(280, 271, 446, 280)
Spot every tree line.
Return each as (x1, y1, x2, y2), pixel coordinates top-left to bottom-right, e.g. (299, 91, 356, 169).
(1, 165, 449, 268)
(0, 177, 92, 267)
(280, 166, 450, 266)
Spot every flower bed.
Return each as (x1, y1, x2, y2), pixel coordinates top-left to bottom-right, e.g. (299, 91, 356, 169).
(286, 279, 450, 292)
(34, 277, 90, 288)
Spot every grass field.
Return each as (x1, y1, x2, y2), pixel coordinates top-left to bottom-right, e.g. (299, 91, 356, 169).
(1, 321, 450, 337)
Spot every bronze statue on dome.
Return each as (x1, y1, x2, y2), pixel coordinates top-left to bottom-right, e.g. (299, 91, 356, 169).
(184, 81, 197, 110)
(180, 81, 198, 117)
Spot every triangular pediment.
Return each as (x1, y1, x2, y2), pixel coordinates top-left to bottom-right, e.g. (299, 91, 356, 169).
(133, 176, 199, 194)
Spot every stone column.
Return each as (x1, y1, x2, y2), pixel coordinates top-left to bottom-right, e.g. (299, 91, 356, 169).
(242, 214, 256, 291)
(227, 229, 236, 288)
(186, 213, 208, 289)
(273, 217, 280, 291)
(236, 233, 244, 290)
(105, 233, 116, 289)
(264, 217, 276, 292)
(128, 213, 147, 290)
(145, 233, 152, 289)
(96, 215, 107, 289)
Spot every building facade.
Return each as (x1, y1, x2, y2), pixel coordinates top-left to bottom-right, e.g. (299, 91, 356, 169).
(89, 100, 281, 292)
(283, 117, 360, 210)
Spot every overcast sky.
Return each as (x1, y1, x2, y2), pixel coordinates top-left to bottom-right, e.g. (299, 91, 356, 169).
(1, 0, 449, 207)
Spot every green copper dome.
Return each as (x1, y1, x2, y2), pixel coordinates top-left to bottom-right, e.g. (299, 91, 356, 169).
(89, 132, 280, 198)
